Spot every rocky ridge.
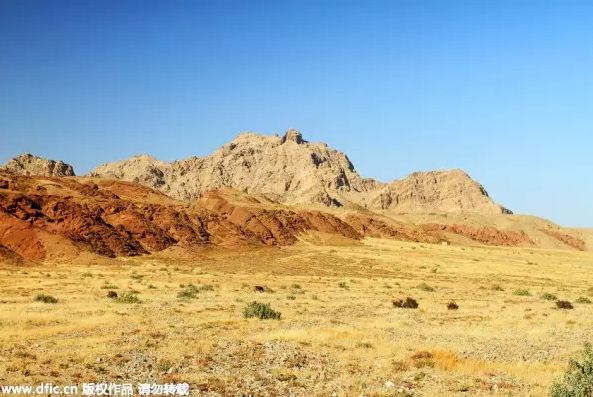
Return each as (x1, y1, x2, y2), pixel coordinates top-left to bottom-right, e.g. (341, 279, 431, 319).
(1, 153, 75, 177)
(0, 170, 545, 263)
(88, 129, 509, 214)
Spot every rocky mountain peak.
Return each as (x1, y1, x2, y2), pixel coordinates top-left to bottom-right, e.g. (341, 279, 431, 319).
(1, 153, 75, 177)
(88, 130, 510, 214)
(281, 129, 305, 144)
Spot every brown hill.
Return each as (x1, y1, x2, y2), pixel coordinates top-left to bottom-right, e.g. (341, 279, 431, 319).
(1, 153, 75, 177)
(3, 170, 561, 264)
(89, 130, 509, 214)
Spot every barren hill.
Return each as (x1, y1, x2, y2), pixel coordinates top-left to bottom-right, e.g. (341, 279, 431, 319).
(0, 169, 587, 263)
(1, 153, 75, 177)
(89, 129, 509, 214)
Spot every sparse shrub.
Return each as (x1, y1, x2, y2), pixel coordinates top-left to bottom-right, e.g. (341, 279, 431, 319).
(100, 282, 119, 290)
(157, 360, 173, 373)
(291, 283, 302, 290)
(130, 273, 144, 281)
(148, 284, 157, 289)
(411, 351, 433, 359)
(177, 284, 199, 299)
(393, 297, 419, 309)
(243, 301, 281, 320)
(491, 285, 505, 291)
(115, 292, 141, 304)
(550, 343, 593, 397)
(338, 282, 348, 289)
(556, 300, 574, 310)
(541, 292, 558, 301)
(447, 301, 459, 310)
(576, 297, 592, 304)
(392, 360, 409, 372)
(106, 291, 118, 299)
(35, 294, 58, 304)
(417, 282, 434, 292)
(81, 272, 93, 278)
(177, 283, 213, 299)
(410, 351, 435, 368)
(287, 295, 296, 300)
(513, 289, 531, 296)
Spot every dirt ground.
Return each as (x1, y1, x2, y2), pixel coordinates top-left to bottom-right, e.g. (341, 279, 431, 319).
(1, 238, 593, 396)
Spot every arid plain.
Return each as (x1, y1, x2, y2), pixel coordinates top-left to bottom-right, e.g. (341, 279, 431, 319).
(2, 237, 593, 396)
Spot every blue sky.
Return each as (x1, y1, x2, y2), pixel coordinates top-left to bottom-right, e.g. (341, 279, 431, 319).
(1, 1, 592, 226)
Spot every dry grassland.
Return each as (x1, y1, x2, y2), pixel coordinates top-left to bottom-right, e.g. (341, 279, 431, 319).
(1, 238, 593, 396)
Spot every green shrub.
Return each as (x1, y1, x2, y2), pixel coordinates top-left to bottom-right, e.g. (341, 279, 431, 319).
(115, 292, 141, 304)
(177, 284, 199, 299)
(243, 301, 281, 320)
(551, 343, 593, 397)
(513, 289, 531, 296)
(35, 294, 58, 304)
(177, 283, 214, 299)
(576, 297, 592, 304)
(417, 282, 435, 292)
(541, 292, 558, 301)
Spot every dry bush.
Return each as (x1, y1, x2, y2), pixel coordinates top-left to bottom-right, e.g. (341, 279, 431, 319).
(393, 297, 419, 309)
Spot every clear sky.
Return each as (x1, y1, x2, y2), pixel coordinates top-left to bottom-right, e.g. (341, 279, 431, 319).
(1, 1, 592, 226)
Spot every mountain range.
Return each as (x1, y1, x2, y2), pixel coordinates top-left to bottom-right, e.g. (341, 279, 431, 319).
(0, 129, 589, 263)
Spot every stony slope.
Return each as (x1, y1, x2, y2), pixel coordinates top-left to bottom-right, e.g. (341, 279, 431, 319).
(1, 153, 75, 177)
(2, 171, 555, 263)
(89, 129, 509, 214)
(0, 170, 424, 262)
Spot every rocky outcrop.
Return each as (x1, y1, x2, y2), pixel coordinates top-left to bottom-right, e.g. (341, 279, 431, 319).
(89, 130, 509, 214)
(1, 154, 75, 177)
(0, 171, 369, 261)
(1, 171, 567, 263)
(370, 170, 511, 214)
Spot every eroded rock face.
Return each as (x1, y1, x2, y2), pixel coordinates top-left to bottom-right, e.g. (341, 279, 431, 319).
(89, 130, 510, 214)
(0, 171, 548, 263)
(1, 154, 75, 177)
(369, 170, 512, 215)
(0, 172, 368, 261)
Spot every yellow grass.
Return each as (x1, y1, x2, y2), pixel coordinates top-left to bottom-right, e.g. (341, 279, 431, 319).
(1, 238, 592, 396)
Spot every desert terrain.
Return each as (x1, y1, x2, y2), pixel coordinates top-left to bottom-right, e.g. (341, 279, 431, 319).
(1, 131, 592, 396)
(2, 238, 593, 396)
